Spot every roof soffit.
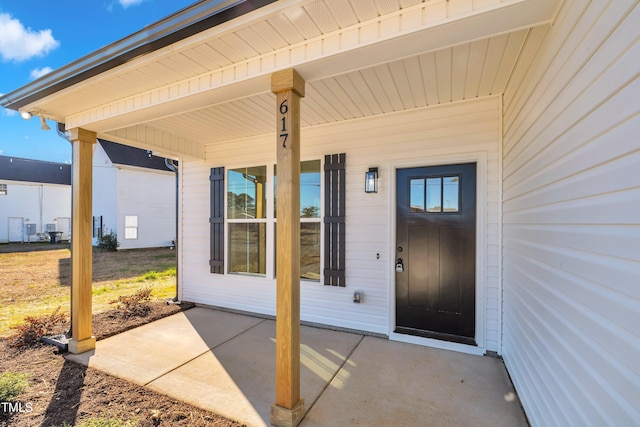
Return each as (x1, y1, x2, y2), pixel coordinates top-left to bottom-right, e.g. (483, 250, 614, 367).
(16, 0, 319, 122)
(58, 0, 558, 135)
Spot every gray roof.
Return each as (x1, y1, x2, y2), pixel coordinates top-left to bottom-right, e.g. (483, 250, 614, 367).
(0, 156, 71, 185)
(99, 139, 174, 172)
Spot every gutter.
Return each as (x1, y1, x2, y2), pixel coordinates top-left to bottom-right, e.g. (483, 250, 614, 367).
(55, 122, 73, 347)
(164, 158, 181, 304)
(0, 0, 277, 111)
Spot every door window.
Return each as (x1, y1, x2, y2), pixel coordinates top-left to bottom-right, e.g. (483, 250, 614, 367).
(409, 175, 460, 213)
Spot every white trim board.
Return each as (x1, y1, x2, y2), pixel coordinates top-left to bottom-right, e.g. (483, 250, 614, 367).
(387, 151, 491, 356)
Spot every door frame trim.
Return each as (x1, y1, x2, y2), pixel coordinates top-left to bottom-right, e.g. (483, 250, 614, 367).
(388, 152, 488, 356)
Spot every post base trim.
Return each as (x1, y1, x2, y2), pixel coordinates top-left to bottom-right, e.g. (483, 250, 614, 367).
(68, 336, 96, 354)
(270, 399, 305, 427)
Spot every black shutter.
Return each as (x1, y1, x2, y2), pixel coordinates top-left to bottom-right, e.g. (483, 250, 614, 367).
(210, 167, 225, 274)
(324, 153, 346, 286)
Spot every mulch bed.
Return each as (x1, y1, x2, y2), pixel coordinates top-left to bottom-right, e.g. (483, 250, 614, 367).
(0, 302, 244, 427)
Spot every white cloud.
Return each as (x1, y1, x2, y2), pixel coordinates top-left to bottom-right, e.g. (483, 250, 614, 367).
(30, 66, 53, 80)
(119, 0, 147, 8)
(0, 13, 59, 62)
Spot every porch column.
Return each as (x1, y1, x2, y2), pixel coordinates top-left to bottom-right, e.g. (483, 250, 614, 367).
(270, 68, 305, 427)
(68, 128, 97, 354)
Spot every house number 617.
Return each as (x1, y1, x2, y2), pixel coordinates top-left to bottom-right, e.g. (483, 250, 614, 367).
(279, 99, 289, 148)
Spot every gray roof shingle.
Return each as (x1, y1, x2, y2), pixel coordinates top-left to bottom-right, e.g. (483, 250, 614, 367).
(98, 139, 173, 172)
(0, 156, 71, 185)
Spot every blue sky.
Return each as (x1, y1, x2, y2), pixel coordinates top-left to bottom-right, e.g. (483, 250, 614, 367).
(0, 0, 195, 163)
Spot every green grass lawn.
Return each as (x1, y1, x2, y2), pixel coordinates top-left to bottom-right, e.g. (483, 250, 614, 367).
(0, 247, 177, 337)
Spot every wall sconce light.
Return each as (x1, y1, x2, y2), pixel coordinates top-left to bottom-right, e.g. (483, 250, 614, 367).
(365, 167, 378, 193)
(20, 111, 32, 120)
(40, 116, 51, 131)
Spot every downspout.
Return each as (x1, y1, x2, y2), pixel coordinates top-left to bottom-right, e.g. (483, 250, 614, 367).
(165, 158, 180, 304)
(56, 122, 73, 340)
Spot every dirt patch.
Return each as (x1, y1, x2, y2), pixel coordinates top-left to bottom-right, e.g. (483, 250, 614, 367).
(92, 302, 193, 341)
(0, 303, 243, 427)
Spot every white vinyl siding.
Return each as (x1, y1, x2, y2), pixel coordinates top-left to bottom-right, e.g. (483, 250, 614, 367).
(116, 167, 176, 249)
(180, 96, 501, 352)
(92, 145, 117, 246)
(502, 1, 640, 426)
(0, 181, 71, 243)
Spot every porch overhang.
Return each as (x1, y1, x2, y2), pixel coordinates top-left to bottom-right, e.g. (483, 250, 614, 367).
(0, 0, 277, 112)
(0, 0, 560, 160)
(0, 0, 562, 423)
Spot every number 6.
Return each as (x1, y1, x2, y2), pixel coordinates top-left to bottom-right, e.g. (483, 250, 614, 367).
(280, 99, 288, 115)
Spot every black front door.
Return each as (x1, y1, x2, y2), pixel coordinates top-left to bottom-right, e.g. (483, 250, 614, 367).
(395, 163, 476, 345)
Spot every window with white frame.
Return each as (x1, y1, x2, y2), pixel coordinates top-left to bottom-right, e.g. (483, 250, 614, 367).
(225, 160, 321, 280)
(227, 166, 268, 275)
(274, 160, 322, 281)
(124, 215, 138, 239)
(210, 154, 345, 286)
(0, 183, 7, 195)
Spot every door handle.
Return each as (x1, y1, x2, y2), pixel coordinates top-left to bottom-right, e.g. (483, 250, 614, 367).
(395, 258, 404, 273)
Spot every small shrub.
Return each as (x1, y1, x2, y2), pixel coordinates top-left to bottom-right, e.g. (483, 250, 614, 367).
(0, 371, 30, 402)
(109, 287, 152, 318)
(143, 270, 158, 281)
(9, 307, 68, 348)
(98, 230, 119, 251)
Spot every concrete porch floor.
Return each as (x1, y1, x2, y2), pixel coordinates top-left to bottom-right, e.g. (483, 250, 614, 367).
(66, 307, 528, 427)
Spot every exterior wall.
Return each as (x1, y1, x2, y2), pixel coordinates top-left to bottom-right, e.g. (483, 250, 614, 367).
(116, 167, 176, 249)
(501, 1, 639, 425)
(180, 96, 501, 353)
(0, 181, 71, 243)
(92, 144, 118, 245)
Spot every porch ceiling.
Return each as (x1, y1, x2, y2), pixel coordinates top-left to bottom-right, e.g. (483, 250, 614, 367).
(142, 27, 541, 144)
(14, 0, 558, 159)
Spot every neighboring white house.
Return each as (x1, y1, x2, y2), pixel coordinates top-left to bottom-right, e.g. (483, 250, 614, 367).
(92, 139, 176, 249)
(0, 142, 175, 249)
(0, 156, 71, 243)
(1, 1, 638, 425)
